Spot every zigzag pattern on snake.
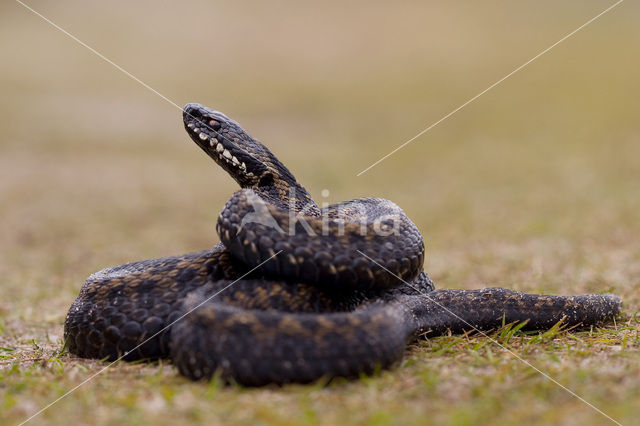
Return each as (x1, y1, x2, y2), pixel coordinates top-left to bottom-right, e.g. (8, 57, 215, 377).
(64, 103, 622, 386)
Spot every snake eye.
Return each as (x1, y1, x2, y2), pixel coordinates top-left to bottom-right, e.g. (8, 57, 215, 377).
(209, 120, 221, 131)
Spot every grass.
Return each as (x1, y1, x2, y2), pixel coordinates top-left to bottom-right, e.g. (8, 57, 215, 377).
(1, 1, 639, 425)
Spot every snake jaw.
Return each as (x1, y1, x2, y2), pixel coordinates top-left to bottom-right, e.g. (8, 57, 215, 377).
(183, 103, 267, 188)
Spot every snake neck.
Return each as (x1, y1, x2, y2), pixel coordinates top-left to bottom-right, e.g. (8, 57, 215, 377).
(183, 103, 318, 216)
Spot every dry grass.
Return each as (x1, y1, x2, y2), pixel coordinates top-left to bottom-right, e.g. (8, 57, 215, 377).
(1, 1, 639, 425)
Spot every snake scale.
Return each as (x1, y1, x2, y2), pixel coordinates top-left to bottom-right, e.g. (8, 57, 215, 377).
(64, 103, 622, 386)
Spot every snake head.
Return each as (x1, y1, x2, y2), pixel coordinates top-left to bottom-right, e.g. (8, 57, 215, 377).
(183, 103, 272, 188)
(183, 103, 318, 213)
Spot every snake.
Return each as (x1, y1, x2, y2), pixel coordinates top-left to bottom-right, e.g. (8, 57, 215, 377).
(64, 103, 623, 386)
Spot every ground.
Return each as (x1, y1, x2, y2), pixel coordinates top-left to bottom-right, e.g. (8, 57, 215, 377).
(1, 1, 639, 425)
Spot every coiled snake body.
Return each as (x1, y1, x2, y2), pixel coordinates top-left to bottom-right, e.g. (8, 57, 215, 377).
(64, 103, 622, 386)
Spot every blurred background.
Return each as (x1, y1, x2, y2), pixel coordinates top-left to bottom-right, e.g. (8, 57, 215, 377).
(2, 2, 640, 424)
(1, 0, 638, 333)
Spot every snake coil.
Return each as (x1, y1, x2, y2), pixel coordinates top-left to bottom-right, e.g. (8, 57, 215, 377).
(64, 103, 622, 386)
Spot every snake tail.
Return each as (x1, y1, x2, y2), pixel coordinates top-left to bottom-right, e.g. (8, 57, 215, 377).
(170, 288, 621, 386)
(408, 288, 622, 336)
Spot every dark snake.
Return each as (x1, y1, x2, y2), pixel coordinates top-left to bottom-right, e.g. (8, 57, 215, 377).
(64, 103, 622, 386)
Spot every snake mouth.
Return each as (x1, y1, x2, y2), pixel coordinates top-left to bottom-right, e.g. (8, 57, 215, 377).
(183, 103, 266, 186)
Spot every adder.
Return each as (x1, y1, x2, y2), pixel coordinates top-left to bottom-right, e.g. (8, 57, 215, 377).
(64, 103, 622, 386)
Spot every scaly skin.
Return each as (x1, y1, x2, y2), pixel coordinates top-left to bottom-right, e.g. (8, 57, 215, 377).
(64, 103, 622, 385)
